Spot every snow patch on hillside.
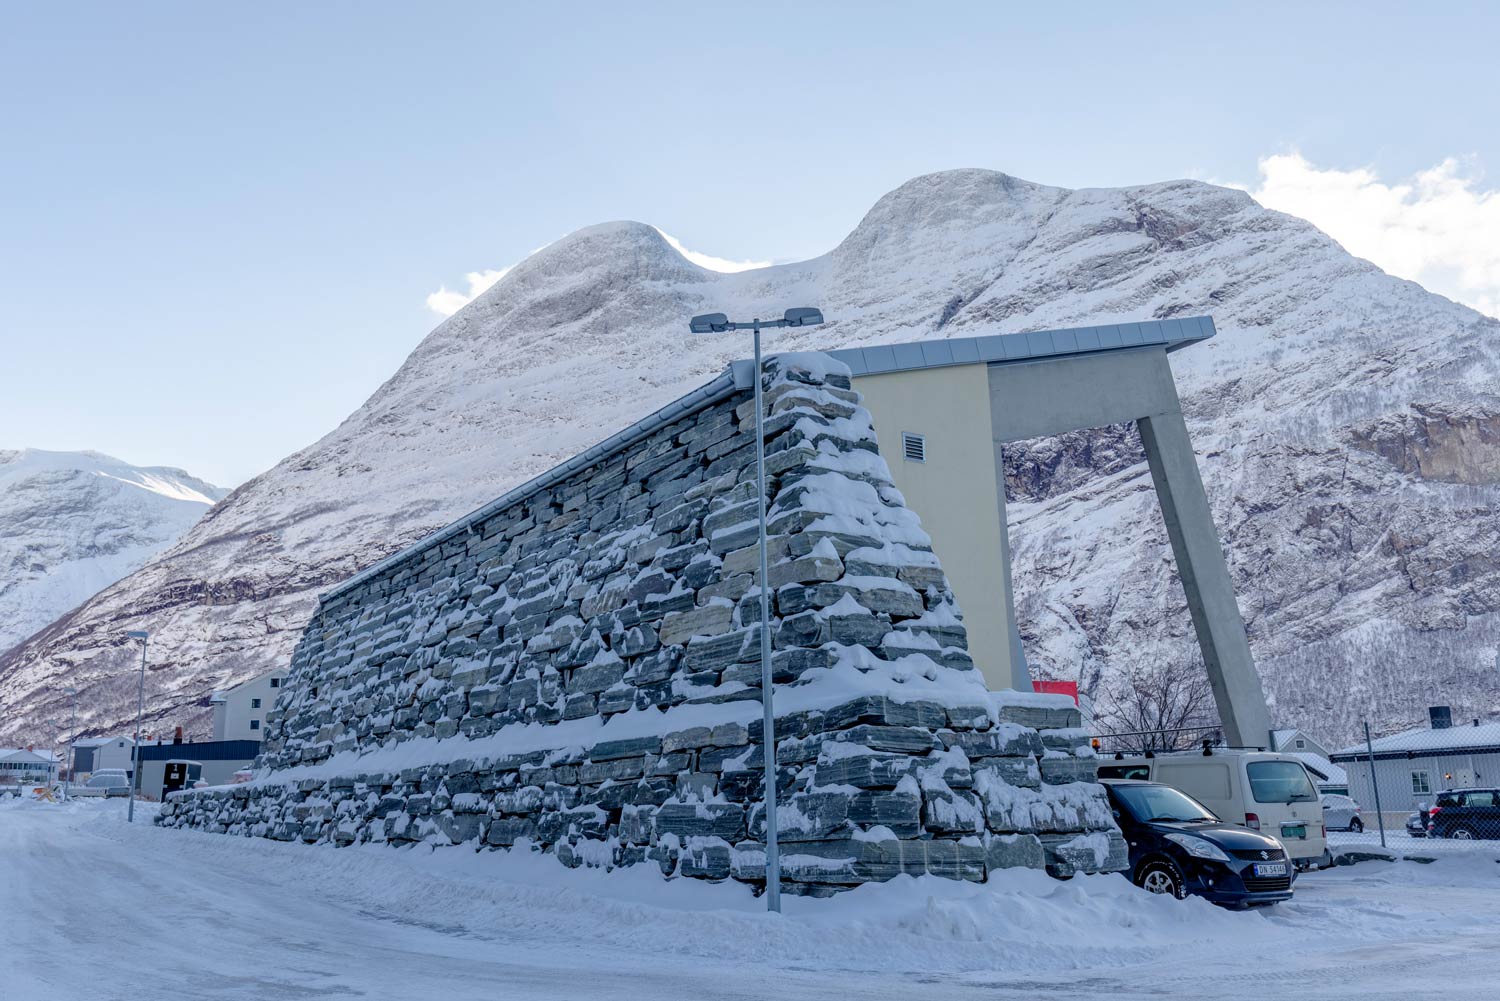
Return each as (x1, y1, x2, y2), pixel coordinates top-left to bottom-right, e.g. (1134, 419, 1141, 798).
(0, 449, 224, 654)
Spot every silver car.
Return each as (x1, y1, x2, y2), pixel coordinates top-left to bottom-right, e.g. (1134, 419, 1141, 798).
(74, 773, 132, 798)
(1320, 793, 1364, 832)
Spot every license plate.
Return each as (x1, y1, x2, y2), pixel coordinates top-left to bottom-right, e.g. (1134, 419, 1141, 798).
(1281, 824, 1306, 839)
(1253, 862, 1288, 877)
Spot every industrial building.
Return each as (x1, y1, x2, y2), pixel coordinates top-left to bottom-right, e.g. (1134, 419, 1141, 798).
(133, 738, 261, 800)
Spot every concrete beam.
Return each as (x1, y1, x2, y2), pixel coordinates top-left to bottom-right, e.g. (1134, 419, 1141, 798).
(1137, 410, 1273, 748)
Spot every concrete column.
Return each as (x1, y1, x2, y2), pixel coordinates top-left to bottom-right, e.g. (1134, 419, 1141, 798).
(989, 439, 1029, 690)
(1136, 411, 1272, 748)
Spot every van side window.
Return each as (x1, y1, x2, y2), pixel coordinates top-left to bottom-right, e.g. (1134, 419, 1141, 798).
(1098, 765, 1150, 781)
(1156, 763, 1232, 802)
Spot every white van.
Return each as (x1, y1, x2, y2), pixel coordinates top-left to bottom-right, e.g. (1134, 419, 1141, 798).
(1098, 749, 1327, 866)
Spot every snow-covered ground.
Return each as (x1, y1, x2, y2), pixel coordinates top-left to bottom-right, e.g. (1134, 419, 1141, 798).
(4, 798, 1497, 1001)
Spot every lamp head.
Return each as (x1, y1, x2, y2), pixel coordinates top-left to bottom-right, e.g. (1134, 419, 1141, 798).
(782, 307, 824, 328)
(689, 312, 730, 334)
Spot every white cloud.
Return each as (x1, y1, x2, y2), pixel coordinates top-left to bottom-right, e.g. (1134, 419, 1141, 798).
(1246, 153, 1500, 318)
(654, 229, 772, 274)
(425, 267, 513, 317)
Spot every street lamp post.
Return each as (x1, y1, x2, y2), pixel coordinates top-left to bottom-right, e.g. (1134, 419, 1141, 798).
(46, 718, 59, 790)
(126, 630, 149, 822)
(64, 687, 78, 799)
(687, 307, 825, 913)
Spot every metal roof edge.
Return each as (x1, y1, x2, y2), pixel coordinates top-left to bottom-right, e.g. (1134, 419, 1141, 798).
(827, 315, 1216, 378)
(1331, 744, 1500, 763)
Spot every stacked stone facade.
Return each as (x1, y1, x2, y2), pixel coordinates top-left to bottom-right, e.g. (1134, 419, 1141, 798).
(160, 354, 1125, 892)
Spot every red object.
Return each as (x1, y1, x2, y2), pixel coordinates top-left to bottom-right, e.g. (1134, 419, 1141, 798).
(1031, 680, 1079, 705)
(1244, 812, 1261, 830)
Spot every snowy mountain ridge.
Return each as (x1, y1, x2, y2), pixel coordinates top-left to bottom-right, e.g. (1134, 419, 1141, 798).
(1, 168, 1496, 746)
(0, 449, 224, 657)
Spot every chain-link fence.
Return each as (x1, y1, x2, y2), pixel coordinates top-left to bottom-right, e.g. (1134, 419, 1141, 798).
(1327, 712, 1500, 858)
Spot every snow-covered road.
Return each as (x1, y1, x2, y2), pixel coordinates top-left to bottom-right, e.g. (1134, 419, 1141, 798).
(5, 798, 1497, 1001)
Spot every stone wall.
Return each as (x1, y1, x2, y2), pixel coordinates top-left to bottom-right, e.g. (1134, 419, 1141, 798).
(159, 353, 1125, 893)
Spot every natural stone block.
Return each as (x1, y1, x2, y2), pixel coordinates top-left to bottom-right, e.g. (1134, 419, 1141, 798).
(985, 833, 1046, 872)
(1040, 831, 1129, 877)
(654, 803, 746, 841)
(1039, 755, 1098, 786)
(659, 603, 734, 645)
(814, 750, 917, 789)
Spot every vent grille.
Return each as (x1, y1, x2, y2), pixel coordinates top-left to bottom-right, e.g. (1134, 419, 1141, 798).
(901, 432, 926, 463)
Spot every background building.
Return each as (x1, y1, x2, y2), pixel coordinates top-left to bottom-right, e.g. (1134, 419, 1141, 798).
(1332, 707, 1500, 818)
(0, 747, 59, 788)
(1272, 728, 1349, 794)
(134, 738, 262, 800)
(211, 669, 286, 740)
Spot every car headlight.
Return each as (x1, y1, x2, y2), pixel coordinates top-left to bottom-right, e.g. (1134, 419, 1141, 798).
(1165, 832, 1231, 862)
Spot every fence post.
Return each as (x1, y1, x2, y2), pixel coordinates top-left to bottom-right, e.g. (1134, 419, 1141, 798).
(1364, 720, 1386, 848)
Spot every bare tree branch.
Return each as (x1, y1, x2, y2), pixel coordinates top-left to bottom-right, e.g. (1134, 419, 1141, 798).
(1094, 658, 1221, 753)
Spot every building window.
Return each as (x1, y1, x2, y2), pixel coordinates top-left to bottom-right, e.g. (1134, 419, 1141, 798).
(1295, 739, 1305, 749)
(251, 698, 262, 709)
(250, 719, 261, 731)
(1411, 770, 1431, 795)
(270, 677, 282, 688)
(901, 431, 927, 463)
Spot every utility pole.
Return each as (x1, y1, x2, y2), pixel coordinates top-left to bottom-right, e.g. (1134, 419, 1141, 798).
(64, 687, 78, 798)
(1363, 720, 1386, 848)
(126, 631, 149, 822)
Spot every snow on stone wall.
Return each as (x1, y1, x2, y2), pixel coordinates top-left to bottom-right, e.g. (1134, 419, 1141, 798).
(159, 354, 1125, 892)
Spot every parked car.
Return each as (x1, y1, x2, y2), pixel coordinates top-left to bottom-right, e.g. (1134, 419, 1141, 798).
(74, 773, 131, 798)
(1098, 748, 1327, 867)
(1426, 788, 1500, 840)
(1102, 779, 1296, 908)
(1405, 810, 1429, 838)
(1320, 793, 1364, 832)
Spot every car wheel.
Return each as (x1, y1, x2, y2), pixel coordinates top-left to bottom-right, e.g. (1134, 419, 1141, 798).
(1349, 817, 1363, 833)
(1136, 859, 1186, 899)
(1451, 826, 1476, 840)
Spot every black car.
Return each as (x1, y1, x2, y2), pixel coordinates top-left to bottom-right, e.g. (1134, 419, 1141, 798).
(1103, 779, 1296, 908)
(1426, 788, 1500, 840)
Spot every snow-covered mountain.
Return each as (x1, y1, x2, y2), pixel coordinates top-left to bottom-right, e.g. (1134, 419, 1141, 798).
(2, 169, 1496, 746)
(0, 450, 224, 659)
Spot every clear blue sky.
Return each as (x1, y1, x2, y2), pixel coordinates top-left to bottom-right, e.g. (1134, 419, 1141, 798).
(3, 2, 1496, 487)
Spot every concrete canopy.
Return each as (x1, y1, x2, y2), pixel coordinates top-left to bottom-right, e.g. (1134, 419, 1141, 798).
(838, 316, 1272, 749)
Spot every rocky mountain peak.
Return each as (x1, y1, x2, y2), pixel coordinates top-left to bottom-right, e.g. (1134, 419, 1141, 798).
(3, 169, 1497, 749)
(0, 449, 224, 659)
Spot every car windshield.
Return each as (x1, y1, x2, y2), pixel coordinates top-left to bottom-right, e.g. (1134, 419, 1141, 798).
(1247, 761, 1318, 803)
(1111, 784, 1218, 823)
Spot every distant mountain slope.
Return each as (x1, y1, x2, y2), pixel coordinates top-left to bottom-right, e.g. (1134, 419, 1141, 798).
(2, 169, 1496, 746)
(0, 449, 223, 658)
